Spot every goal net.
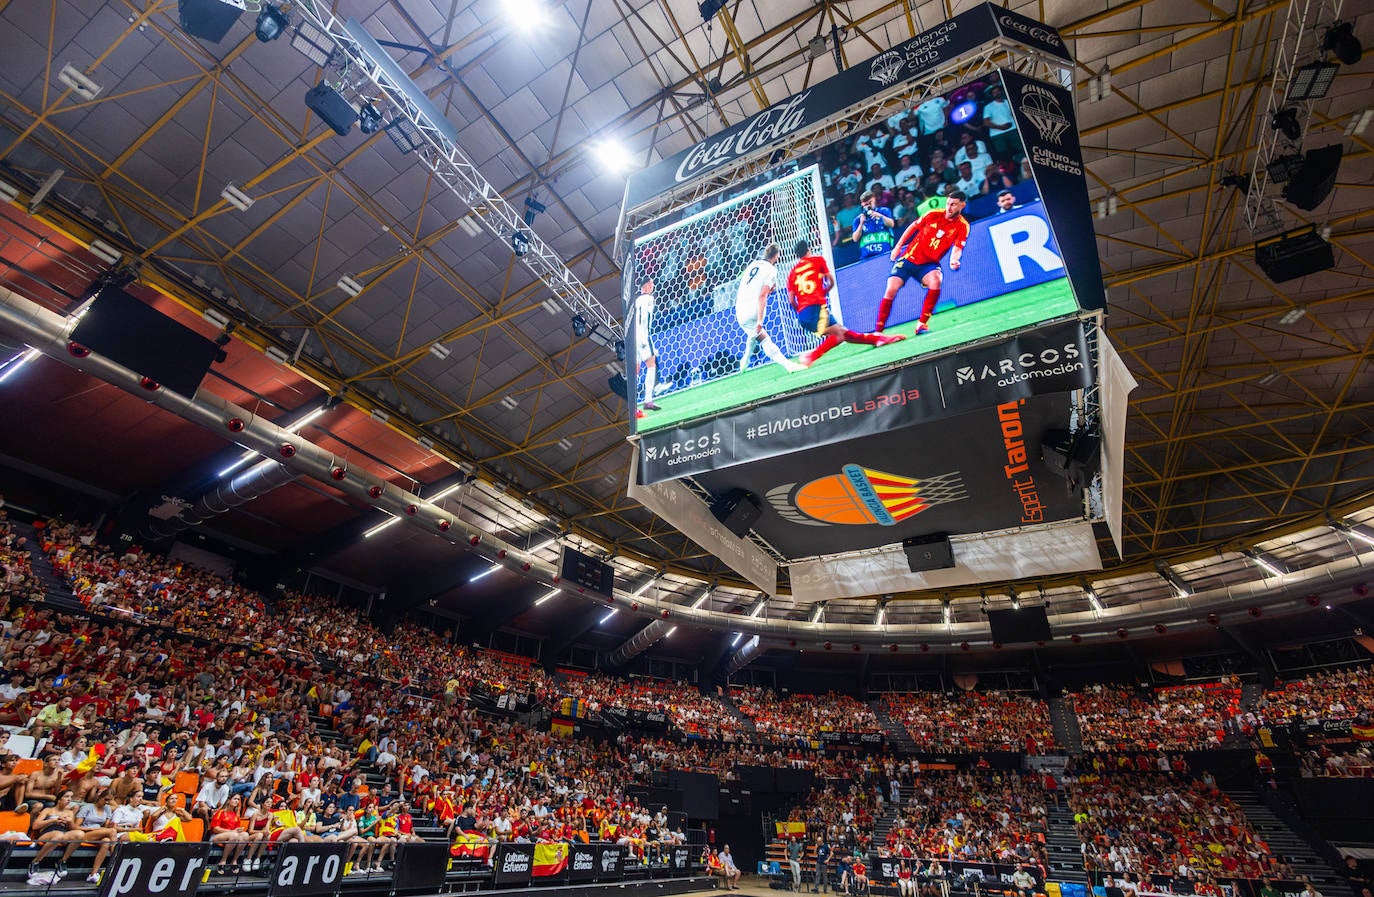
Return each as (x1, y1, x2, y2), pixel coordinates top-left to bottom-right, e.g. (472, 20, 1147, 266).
(624, 165, 835, 406)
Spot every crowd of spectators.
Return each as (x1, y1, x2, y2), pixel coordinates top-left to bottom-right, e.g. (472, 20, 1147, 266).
(880, 691, 1056, 754)
(1068, 771, 1280, 883)
(1071, 682, 1243, 752)
(792, 782, 877, 855)
(1297, 745, 1374, 778)
(1253, 667, 1374, 725)
(884, 772, 1048, 870)
(732, 687, 880, 737)
(548, 672, 749, 740)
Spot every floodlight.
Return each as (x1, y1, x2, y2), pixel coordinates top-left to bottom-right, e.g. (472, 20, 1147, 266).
(592, 138, 634, 173)
(291, 20, 335, 67)
(1288, 60, 1339, 101)
(1271, 108, 1302, 141)
(384, 116, 424, 155)
(570, 313, 589, 338)
(614, 339, 625, 361)
(512, 231, 531, 257)
(429, 341, 451, 360)
(507, 0, 550, 33)
(255, 4, 289, 42)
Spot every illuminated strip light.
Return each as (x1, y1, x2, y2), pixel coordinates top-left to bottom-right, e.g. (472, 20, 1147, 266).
(1335, 521, 1374, 547)
(875, 606, 886, 625)
(599, 608, 618, 625)
(810, 603, 825, 623)
(691, 590, 712, 610)
(470, 564, 500, 583)
(1155, 562, 1193, 599)
(942, 602, 952, 625)
(631, 578, 656, 598)
(730, 633, 743, 647)
(1083, 583, 1104, 613)
(534, 588, 561, 606)
(664, 626, 677, 637)
(0, 348, 39, 385)
(1245, 549, 1287, 578)
(749, 600, 766, 618)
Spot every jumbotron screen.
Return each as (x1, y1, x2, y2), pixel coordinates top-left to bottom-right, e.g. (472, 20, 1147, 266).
(624, 72, 1082, 435)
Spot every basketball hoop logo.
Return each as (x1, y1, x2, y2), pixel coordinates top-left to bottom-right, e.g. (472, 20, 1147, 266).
(1017, 84, 1070, 146)
(766, 464, 967, 527)
(868, 51, 905, 87)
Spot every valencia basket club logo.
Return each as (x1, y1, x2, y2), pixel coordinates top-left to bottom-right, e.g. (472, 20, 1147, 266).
(766, 464, 967, 527)
(1016, 82, 1070, 145)
(868, 51, 905, 86)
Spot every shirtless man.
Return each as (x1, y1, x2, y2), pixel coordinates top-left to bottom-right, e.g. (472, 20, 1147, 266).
(26, 754, 64, 810)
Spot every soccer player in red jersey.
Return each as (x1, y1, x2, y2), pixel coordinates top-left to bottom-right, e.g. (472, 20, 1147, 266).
(874, 190, 969, 334)
(787, 240, 903, 367)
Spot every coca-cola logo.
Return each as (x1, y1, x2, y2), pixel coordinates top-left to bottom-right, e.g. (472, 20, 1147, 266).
(998, 15, 1064, 48)
(674, 93, 813, 183)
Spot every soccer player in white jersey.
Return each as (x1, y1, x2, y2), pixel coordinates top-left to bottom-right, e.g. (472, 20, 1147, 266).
(734, 243, 803, 373)
(632, 279, 661, 418)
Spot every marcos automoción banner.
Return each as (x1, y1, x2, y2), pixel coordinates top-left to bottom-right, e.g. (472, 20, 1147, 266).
(637, 320, 1092, 484)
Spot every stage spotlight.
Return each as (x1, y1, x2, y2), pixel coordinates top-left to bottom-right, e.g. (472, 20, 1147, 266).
(1266, 154, 1304, 184)
(511, 231, 531, 257)
(1287, 60, 1339, 100)
(1322, 21, 1362, 65)
(358, 103, 383, 135)
(614, 339, 626, 361)
(1271, 107, 1302, 141)
(570, 314, 589, 338)
(255, 4, 289, 42)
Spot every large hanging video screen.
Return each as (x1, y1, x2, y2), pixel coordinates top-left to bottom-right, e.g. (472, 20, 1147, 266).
(624, 70, 1089, 436)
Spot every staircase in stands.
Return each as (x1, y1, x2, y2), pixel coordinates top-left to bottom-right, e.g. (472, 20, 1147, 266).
(14, 519, 86, 612)
(1043, 799, 1089, 886)
(714, 690, 758, 734)
(1222, 785, 1344, 894)
(1046, 694, 1083, 754)
(869, 700, 918, 754)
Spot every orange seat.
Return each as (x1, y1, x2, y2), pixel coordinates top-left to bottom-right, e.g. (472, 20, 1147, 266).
(12, 759, 41, 776)
(180, 818, 205, 842)
(173, 771, 200, 798)
(0, 810, 30, 837)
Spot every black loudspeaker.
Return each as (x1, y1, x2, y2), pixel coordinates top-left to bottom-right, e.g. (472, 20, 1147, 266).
(1041, 428, 1101, 488)
(608, 373, 628, 400)
(178, 0, 242, 42)
(305, 84, 359, 136)
(902, 533, 955, 572)
(69, 286, 221, 397)
(710, 489, 762, 537)
(1255, 230, 1335, 283)
(1282, 144, 1342, 210)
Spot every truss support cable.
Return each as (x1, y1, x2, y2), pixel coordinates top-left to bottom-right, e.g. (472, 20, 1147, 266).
(606, 619, 671, 667)
(145, 459, 299, 539)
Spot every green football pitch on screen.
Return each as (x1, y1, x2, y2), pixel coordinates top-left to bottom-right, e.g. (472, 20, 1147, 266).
(633, 277, 1078, 435)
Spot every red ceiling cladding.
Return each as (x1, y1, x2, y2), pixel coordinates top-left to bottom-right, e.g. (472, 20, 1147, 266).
(213, 480, 365, 546)
(0, 204, 459, 543)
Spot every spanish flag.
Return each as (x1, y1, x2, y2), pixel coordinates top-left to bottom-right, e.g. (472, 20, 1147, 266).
(533, 843, 569, 877)
(1353, 723, 1374, 742)
(451, 831, 491, 861)
(551, 717, 574, 738)
(775, 822, 807, 838)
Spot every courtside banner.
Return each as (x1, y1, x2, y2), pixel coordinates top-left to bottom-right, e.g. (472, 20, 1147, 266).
(491, 843, 536, 886)
(597, 844, 626, 880)
(392, 843, 453, 890)
(637, 321, 1091, 484)
(1000, 69, 1106, 312)
(569, 843, 600, 882)
(98, 842, 213, 897)
(670, 845, 693, 873)
(266, 843, 348, 897)
(624, 4, 1003, 209)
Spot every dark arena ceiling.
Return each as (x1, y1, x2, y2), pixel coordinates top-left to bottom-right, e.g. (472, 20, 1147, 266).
(0, 0, 1371, 673)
